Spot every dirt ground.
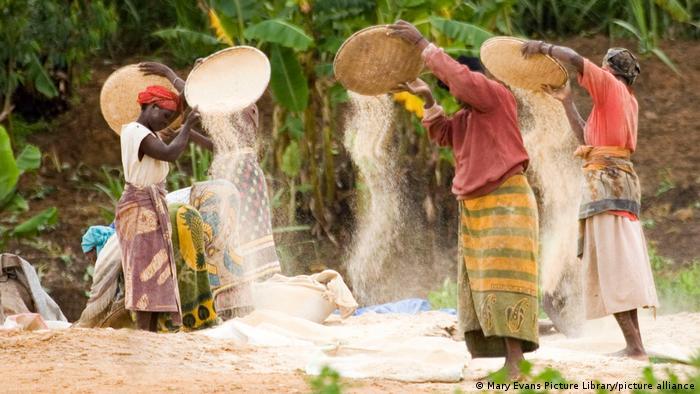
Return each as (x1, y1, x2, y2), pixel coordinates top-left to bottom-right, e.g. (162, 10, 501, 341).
(6, 35, 700, 321)
(1, 311, 698, 393)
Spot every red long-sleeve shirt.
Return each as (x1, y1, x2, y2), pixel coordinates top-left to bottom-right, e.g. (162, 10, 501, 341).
(421, 44, 529, 199)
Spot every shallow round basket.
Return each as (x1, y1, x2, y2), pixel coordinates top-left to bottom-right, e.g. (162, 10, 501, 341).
(252, 281, 335, 324)
(334, 25, 424, 96)
(100, 64, 181, 134)
(185, 46, 270, 113)
(480, 36, 568, 91)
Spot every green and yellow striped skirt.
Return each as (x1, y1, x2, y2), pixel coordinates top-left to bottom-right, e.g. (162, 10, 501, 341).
(458, 174, 539, 357)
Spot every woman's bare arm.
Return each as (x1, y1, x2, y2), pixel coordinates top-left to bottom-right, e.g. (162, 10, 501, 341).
(189, 128, 213, 151)
(140, 109, 200, 162)
(545, 83, 586, 144)
(522, 41, 584, 75)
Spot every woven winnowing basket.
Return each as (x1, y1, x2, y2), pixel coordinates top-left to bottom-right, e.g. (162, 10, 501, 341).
(99, 64, 181, 134)
(185, 46, 270, 113)
(480, 37, 568, 91)
(334, 25, 424, 96)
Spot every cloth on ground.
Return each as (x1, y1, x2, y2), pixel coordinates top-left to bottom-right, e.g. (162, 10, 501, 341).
(198, 309, 466, 383)
(0, 254, 67, 322)
(306, 336, 465, 383)
(2, 313, 48, 331)
(81, 225, 115, 255)
(458, 174, 539, 358)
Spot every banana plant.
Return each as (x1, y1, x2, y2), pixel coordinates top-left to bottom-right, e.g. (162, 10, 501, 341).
(613, 0, 691, 73)
(0, 125, 58, 248)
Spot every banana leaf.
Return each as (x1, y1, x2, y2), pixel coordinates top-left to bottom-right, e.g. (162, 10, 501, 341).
(430, 16, 493, 49)
(269, 45, 309, 112)
(0, 126, 19, 205)
(245, 19, 313, 51)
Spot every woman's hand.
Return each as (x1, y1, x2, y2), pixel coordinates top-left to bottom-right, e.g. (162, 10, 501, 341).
(156, 127, 179, 142)
(396, 78, 435, 107)
(140, 62, 185, 93)
(387, 20, 428, 50)
(183, 106, 200, 131)
(139, 62, 176, 80)
(521, 40, 546, 59)
(543, 82, 572, 103)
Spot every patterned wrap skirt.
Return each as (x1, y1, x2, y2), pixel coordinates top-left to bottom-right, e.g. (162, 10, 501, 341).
(159, 203, 218, 331)
(115, 183, 181, 325)
(458, 174, 539, 357)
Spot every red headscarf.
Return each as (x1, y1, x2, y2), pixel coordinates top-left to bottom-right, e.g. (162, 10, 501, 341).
(137, 85, 180, 112)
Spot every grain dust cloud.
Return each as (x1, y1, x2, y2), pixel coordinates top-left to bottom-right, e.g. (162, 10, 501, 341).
(514, 88, 584, 336)
(342, 92, 448, 305)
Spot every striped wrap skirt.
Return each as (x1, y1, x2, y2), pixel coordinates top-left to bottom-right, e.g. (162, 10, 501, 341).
(458, 174, 540, 357)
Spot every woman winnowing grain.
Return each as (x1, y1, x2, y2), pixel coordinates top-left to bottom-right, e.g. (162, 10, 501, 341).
(389, 20, 540, 380)
(115, 85, 200, 331)
(138, 62, 282, 319)
(522, 41, 659, 360)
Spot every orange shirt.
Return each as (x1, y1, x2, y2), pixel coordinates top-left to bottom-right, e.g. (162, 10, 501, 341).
(578, 58, 640, 220)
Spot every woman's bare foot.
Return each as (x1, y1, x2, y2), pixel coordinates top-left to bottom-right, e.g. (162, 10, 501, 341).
(504, 360, 523, 381)
(607, 347, 649, 361)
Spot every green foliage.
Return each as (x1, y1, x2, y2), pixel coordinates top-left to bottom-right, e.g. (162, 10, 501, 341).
(0, 126, 57, 247)
(649, 245, 700, 312)
(309, 366, 343, 394)
(281, 141, 302, 178)
(428, 278, 459, 309)
(94, 166, 124, 223)
(0, 126, 20, 204)
(152, 27, 222, 66)
(655, 169, 676, 196)
(634, 355, 700, 393)
(15, 145, 41, 173)
(10, 207, 58, 237)
(485, 358, 700, 393)
(0, 0, 116, 122)
(430, 16, 494, 53)
(269, 45, 309, 112)
(244, 20, 314, 51)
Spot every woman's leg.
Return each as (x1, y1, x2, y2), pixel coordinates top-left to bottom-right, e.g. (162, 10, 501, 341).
(504, 337, 525, 379)
(612, 309, 647, 359)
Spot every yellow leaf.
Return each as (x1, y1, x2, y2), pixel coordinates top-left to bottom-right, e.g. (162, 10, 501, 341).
(209, 9, 233, 46)
(394, 92, 424, 118)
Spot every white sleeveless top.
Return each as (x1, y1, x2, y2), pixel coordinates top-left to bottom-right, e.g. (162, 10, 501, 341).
(119, 122, 169, 187)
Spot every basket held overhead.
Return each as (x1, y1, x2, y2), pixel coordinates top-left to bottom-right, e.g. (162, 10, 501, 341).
(185, 46, 271, 114)
(480, 36, 568, 92)
(100, 64, 181, 134)
(334, 25, 424, 96)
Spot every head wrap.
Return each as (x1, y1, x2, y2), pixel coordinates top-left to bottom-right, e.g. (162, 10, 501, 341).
(603, 48, 641, 85)
(137, 85, 180, 112)
(438, 55, 485, 90)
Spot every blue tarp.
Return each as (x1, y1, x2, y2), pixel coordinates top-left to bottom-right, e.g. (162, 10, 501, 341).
(353, 298, 457, 316)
